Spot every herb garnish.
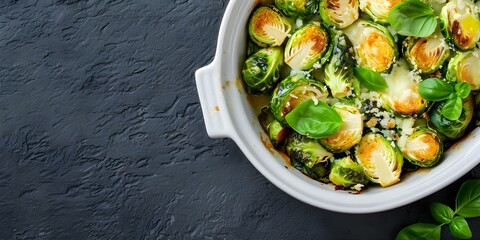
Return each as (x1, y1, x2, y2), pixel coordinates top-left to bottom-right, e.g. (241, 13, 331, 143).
(388, 0, 437, 38)
(285, 100, 343, 138)
(397, 180, 480, 240)
(418, 78, 471, 121)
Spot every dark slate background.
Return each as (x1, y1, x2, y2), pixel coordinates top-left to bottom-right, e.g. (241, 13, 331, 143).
(0, 0, 478, 239)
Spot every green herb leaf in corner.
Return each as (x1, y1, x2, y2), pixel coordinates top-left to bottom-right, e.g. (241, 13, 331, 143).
(431, 202, 454, 224)
(456, 179, 480, 218)
(353, 67, 388, 92)
(396, 223, 441, 240)
(388, 0, 437, 38)
(449, 216, 472, 239)
(285, 100, 343, 138)
(441, 97, 463, 121)
(418, 78, 455, 101)
(455, 82, 471, 99)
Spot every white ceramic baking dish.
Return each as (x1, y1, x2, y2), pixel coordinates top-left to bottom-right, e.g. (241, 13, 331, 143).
(195, 0, 480, 213)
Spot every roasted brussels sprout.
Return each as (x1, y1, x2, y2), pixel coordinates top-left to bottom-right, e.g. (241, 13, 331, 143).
(269, 121, 290, 146)
(285, 132, 333, 168)
(310, 163, 328, 179)
(270, 74, 329, 123)
(329, 156, 369, 189)
(258, 106, 290, 147)
(242, 47, 284, 92)
(323, 33, 356, 98)
(319, 0, 359, 29)
(446, 49, 480, 91)
(401, 128, 443, 168)
(275, 0, 318, 17)
(343, 20, 397, 73)
(259, 105, 276, 131)
(284, 22, 331, 70)
(355, 132, 403, 187)
(381, 60, 428, 116)
(248, 6, 292, 47)
(430, 95, 475, 139)
(403, 30, 451, 74)
(291, 159, 328, 180)
(359, 0, 403, 23)
(440, 0, 480, 51)
(319, 105, 363, 152)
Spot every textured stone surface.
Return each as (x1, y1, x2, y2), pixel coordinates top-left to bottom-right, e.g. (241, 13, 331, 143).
(0, 0, 478, 239)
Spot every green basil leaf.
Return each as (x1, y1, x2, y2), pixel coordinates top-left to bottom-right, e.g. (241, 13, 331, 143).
(449, 216, 472, 239)
(456, 179, 480, 218)
(430, 202, 454, 224)
(285, 100, 343, 138)
(418, 78, 455, 101)
(353, 67, 388, 92)
(441, 97, 462, 121)
(455, 82, 471, 99)
(388, 0, 437, 37)
(396, 223, 441, 240)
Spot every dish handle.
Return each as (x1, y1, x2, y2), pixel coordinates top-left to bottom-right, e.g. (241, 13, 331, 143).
(195, 61, 232, 138)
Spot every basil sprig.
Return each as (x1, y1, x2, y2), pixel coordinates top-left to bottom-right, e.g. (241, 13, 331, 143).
(388, 0, 437, 38)
(285, 100, 343, 138)
(353, 67, 388, 92)
(418, 78, 471, 121)
(397, 180, 480, 240)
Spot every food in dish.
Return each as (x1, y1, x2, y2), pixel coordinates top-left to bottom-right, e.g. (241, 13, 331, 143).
(241, 0, 480, 191)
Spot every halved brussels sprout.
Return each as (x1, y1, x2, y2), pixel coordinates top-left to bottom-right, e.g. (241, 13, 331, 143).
(248, 6, 292, 47)
(323, 33, 356, 98)
(310, 163, 328, 180)
(285, 132, 333, 168)
(329, 156, 369, 189)
(403, 30, 451, 74)
(355, 132, 403, 187)
(359, 0, 403, 23)
(430, 95, 475, 139)
(319, 0, 359, 29)
(275, 0, 318, 18)
(381, 60, 428, 116)
(291, 159, 329, 180)
(440, 0, 480, 51)
(319, 105, 363, 152)
(258, 106, 290, 147)
(401, 128, 444, 168)
(284, 22, 331, 70)
(269, 121, 289, 146)
(343, 20, 398, 73)
(446, 49, 480, 91)
(270, 74, 329, 122)
(242, 47, 284, 92)
(259, 105, 276, 131)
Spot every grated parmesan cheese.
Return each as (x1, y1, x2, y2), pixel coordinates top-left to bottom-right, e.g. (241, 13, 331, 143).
(352, 184, 364, 191)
